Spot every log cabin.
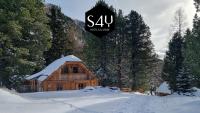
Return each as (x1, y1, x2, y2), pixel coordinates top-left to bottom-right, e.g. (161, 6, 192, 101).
(24, 55, 98, 92)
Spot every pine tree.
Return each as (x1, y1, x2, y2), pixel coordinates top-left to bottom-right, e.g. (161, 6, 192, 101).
(115, 10, 126, 88)
(86, 1, 156, 89)
(176, 65, 193, 95)
(162, 8, 188, 92)
(183, 0, 200, 88)
(0, 0, 51, 89)
(162, 32, 184, 92)
(98, 36, 109, 86)
(125, 10, 155, 90)
(184, 27, 200, 87)
(104, 9, 129, 88)
(83, 32, 102, 78)
(94, 0, 115, 86)
(44, 5, 74, 65)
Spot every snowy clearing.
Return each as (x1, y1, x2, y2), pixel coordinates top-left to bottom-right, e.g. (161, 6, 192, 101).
(0, 87, 200, 113)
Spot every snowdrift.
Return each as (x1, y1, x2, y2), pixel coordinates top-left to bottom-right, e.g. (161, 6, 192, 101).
(0, 88, 28, 103)
(22, 86, 120, 99)
(0, 87, 200, 113)
(193, 87, 200, 97)
(156, 82, 171, 94)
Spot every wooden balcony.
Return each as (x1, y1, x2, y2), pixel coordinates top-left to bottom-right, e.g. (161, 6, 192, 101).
(59, 73, 92, 81)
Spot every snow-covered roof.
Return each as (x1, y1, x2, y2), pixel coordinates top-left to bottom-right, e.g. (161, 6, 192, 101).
(156, 82, 171, 94)
(26, 55, 81, 81)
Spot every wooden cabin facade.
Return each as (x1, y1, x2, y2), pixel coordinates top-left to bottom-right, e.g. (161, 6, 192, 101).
(24, 55, 98, 92)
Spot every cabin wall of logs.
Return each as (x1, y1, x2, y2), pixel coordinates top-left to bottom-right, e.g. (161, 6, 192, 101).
(28, 62, 98, 92)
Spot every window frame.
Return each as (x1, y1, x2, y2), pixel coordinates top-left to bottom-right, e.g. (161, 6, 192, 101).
(61, 65, 68, 74)
(73, 67, 79, 73)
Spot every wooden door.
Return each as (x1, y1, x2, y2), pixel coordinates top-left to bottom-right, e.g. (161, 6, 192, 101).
(56, 83, 63, 91)
(78, 83, 86, 89)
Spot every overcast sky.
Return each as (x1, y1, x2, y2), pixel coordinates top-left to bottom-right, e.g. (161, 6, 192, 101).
(45, 0, 196, 59)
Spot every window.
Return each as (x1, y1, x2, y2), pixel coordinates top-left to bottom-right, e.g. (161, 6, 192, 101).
(73, 67, 78, 73)
(61, 66, 68, 74)
(56, 83, 63, 91)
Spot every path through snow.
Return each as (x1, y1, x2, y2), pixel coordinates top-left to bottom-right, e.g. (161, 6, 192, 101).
(0, 88, 200, 113)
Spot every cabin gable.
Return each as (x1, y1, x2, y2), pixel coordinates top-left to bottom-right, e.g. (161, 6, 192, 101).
(44, 62, 95, 81)
(41, 61, 98, 91)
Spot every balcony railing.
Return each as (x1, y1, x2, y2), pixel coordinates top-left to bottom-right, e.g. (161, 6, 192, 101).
(59, 73, 90, 81)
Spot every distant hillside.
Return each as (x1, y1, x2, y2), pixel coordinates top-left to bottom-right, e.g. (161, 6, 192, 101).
(45, 4, 86, 54)
(149, 58, 164, 87)
(74, 19, 85, 31)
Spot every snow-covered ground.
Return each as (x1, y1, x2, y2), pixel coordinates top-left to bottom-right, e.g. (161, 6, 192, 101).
(0, 87, 200, 113)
